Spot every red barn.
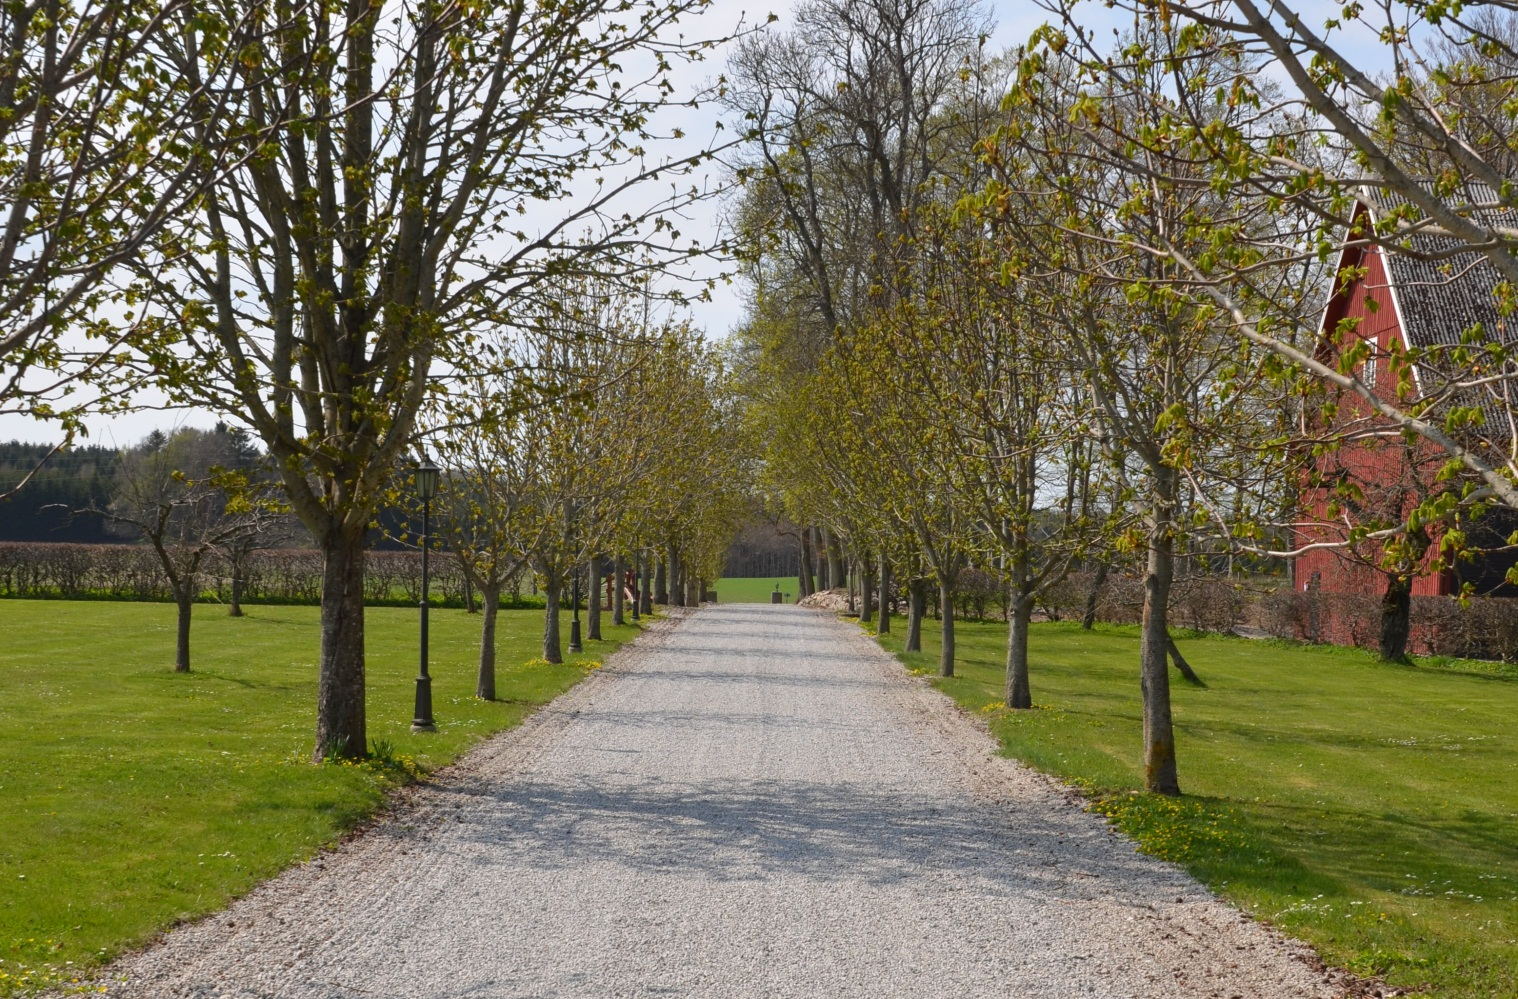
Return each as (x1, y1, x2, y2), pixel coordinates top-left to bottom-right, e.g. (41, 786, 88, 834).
(1292, 190, 1518, 647)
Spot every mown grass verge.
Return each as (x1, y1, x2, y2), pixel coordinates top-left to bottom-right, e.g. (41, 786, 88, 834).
(874, 617, 1518, 999)
(0, 600, 640, 995)
(713, 576, 796, 603)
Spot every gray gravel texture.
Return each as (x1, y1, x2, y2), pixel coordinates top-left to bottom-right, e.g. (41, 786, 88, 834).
(99, 604, 1350, 999)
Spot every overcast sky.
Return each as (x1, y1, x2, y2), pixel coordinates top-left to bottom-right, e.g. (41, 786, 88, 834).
(0, 0, 1288, 448)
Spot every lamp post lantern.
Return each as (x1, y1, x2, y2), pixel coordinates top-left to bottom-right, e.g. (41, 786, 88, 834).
(569, 565, 584, 653)
(412, 458, 440, 733)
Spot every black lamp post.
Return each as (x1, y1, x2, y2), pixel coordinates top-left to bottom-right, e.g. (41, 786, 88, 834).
(569, 565, 584, 653)
(412, 458, 440, 733)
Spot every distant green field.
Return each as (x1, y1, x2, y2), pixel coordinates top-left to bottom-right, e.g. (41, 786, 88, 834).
(714, 576, 796, 603)
(0, 600, 639, 995)
(875, 616, 1518, 998)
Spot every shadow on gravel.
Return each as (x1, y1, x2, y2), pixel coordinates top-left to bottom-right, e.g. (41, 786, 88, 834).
(607, 665, 888, 688)
(552, 707, 871, 732)
(423, 775, 1173, 901)
(654, 644, 878, 663)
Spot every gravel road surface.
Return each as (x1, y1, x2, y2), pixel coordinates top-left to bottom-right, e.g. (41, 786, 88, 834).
(102, 604, 1346, 998)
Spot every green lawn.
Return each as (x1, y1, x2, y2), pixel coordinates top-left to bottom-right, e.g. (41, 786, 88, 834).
(714, 576, 796, 603)
(0, 600, 639, 995)
(873, 617, 1518, 998)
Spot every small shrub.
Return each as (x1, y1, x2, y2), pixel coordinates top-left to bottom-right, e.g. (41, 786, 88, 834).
(953, 568, 1002, 621)
(1171, 577, 1245, 633)
(1258, 588, 1307, 640)
(1034, 573, 1090, 622)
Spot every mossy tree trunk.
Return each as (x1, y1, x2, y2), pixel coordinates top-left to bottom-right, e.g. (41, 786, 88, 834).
(938, 575, 956, 677)
(1005, 589, 1034, 708)
(1140, 475, 1180, 796)
(542, 571, 563, 664)
(860, 554, 875, 624)
(477, 582, 501, 700)
(315, 529, 367, 760)
(906, 578, 927, 652)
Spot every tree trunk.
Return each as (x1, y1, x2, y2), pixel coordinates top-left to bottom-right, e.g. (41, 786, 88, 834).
(1168, 636, 1204, 686)
(174, 586, 193, 673)
(877, 559, 891, 635)
(477, 582, 500, 700)
(655, 556, 668, 604)
(1082, 563, 1108, 630)
(1141, 493, 1181, 796)
(1006, 588, 1033, 708)
(939, 575, 956, 677)
(464, 571, 477, 614)
(612, 556, 625, 625)
(799, 529, 817, 596)
(669, 547, 684, 607)
(229, 566, 244, 617)
(542, 573, 563, 664)
(860, 557, 875, 624)
(588, 555, 603, 640)
(314, 529, 367, 761)
(1379, 573, 1413, 662)
(906, 578, 926, 652)
(640, 556, 653, 615)
(824, 527, 845, 591)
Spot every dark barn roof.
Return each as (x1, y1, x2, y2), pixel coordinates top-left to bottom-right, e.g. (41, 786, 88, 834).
(1358, 185, 1517, 351)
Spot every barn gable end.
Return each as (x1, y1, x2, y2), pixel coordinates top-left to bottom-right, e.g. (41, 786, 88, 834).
(1293, 193, 1518, 603)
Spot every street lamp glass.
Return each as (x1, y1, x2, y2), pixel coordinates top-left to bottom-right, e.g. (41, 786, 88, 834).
(414, 460, 440, 501)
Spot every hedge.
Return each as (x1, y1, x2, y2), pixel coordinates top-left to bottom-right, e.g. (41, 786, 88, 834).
(0, 542, 535, 609)
(1038, 569, 1518, 663)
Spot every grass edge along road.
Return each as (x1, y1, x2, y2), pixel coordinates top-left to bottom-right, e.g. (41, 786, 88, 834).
(874, 617, 1518, 999)
(0, 600, 643, 996)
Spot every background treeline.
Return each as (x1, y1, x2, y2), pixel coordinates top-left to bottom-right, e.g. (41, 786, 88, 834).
(0, 543, 537, 609)
(0, 443, 123, 542)
(0, 430, 425, 548)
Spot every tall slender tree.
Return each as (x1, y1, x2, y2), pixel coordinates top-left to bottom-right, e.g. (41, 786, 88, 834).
(136, 0, 736, 758)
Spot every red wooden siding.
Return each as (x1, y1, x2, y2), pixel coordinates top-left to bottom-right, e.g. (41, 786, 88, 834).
(1293, 240, 1456, 600)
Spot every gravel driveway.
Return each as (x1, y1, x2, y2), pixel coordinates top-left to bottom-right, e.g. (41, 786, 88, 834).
(102, 604, 1347, 998)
